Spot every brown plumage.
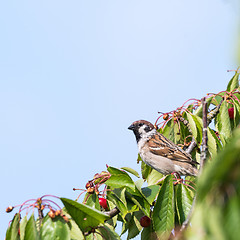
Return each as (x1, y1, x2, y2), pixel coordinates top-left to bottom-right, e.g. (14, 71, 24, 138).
(128, 120, 198, 176)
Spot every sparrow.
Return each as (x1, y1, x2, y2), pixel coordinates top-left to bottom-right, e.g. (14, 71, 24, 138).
(128, 120, 198, 176)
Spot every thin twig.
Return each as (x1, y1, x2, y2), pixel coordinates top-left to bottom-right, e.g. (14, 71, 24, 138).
(207, 99, 223, 124)
(200, 97, 208, 174)
(37, 203, 44, 226)
(186, 140, 197, 154)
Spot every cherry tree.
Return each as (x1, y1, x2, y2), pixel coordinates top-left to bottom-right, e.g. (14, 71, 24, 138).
(5, 69, 240, 240)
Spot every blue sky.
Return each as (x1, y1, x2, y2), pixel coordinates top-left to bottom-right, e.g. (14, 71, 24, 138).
(0, 0, 239, 238)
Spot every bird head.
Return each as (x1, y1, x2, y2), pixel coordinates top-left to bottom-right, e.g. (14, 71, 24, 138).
(128, 120, 155, 142)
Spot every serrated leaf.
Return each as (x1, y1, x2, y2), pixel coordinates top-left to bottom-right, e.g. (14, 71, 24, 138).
(6, 213, 20, 240)
(141, 160, 152, 180)
(162, 119, 180, 144)
(175, 185, 193, 225)
(194, 115, 203, 143)
(162, 119, 174, 139)
(127, 211, 143, 239)
(97, 223, 121, 240)
(61, 198, 109, 233)
(121, 167, 140, 178)
(61, 208, 85, 240)
(194, 97, 213, 117)
(84, 192, 101, 211)
(227, 71, 239, 92)
(20, 216, 27, 240)
(141, 226, 158, 240)
(40, 215, 70, 240)
(207, 128, 218, 157)
(24, 214, 40, 240)
(186, 112, 198, 140)
(152, 175, 174, 240)
(215, 101, 232, 144)
(186, 113, 202, 144)
(135, 179, 144, 190)
(232, 99, 240, 129)
(107, 188, 129, 218)
(125, 192, 150, 217)
(147, 169, 164, 186)
(105, 201, 118, 228)
(106, 167, 135, 190)
(141, 185, 160, 204)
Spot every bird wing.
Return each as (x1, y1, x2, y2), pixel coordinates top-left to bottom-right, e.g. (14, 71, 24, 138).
(148, 133, 198, 165)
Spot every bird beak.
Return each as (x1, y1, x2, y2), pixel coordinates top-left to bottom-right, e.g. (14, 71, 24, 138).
(128, 124, 135, 130)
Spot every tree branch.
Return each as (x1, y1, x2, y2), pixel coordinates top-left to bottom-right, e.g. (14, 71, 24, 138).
(180, 97, 208, 233)
(207, 99, 223, 125)
(200, 97, 208, 174)
(104, 207, 120, 218)
(185, 140, 197, 154)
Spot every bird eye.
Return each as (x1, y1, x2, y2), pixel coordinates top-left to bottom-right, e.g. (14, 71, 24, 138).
(139, 123, 144, 127)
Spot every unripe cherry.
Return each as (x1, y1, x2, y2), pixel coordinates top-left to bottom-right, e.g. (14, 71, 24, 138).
(6, 206, 14, 213)
(55, 210, 61, 216)
(163, 113, 169, 121)
(48, 210, 55, 219)
(62, 214, 69, 223)
(87, 187, 95, 194)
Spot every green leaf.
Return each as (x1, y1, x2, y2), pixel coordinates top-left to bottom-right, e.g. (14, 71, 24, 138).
(40, 215, 70, 240)
(146, 169, 164, 186)
(121, 167, 140, 178)
(61, 198, 109, 233)
(162, 119, 181, 144)
(194, 97, 213, 117)
(84, 192, 101, 211)
(186, 112, 198, 141)
(6, 213, 20, 240)
(186, 113, 202, 144)
(24, 214, 40, 240)
(107, 188, 129, 218)
(97, 223, 121, 240)
(141, 185, 160, 205)
(141, 160, 152, 180)
(215, 101, 232, 144)
(141, 226, 158, 240)
(207, 128, 218, 157)
(126, 211, 143, 239)
(62, 208, 85, 240)
(152, 175, 174, 240)
(198, 128, 240, 200)
(232, 99, 240, 129)
(125, 192, 150, 217)
(187, 128, 240, 239)
(105, 200, 118, 228)
(227, 71, 239, 92)
(106, 167, 135, 190)
(175, 185, 193, 225)
(162, 118, 174, 139)
(20, 216, 27, 240)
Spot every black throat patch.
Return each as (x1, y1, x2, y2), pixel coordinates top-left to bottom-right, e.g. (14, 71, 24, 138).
(133, 129, 141, 143)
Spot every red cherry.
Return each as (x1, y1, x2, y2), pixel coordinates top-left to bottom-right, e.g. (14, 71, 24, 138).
(228, 107, 234, 119)
(140, 216, 151, 228)
(99, 198, 108, 209)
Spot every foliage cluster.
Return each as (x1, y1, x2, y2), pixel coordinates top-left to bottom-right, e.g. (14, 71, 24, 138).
(5, 70, 240, 240)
